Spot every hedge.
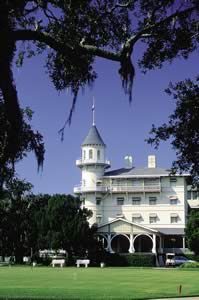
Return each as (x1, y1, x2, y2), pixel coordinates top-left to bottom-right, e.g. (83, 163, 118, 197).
(102, 253, 156, 267)
(185, 254, 199, 262)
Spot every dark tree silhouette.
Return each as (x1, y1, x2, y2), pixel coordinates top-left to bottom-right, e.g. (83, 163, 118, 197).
(147, 77, 199, 184)
(0, 102, 45, 189)
(0, 0, 198, 169)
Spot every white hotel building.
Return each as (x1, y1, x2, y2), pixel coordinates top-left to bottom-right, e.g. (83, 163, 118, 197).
(74, 124, 196, 255)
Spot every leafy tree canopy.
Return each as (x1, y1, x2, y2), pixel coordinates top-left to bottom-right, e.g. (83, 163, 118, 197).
(186, 211, 199, 255)
(0, 177, 33, 263)
(147, 77, 199, 184)
(0, 189, 97, 262)
(0, 101, 45, 189)
(0, 0, 198, 153)
(27, 193, 96, 258)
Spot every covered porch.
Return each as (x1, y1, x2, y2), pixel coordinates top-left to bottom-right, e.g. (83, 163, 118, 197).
(97, 218, 163, 254)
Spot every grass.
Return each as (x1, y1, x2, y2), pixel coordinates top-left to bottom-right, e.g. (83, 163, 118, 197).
(0, 266, 199, 299)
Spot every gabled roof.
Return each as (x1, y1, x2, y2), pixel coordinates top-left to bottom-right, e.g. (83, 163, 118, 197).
(97, 217, 158, 233)
(82, 125, 105, 146)
(104, 167, 173, 177)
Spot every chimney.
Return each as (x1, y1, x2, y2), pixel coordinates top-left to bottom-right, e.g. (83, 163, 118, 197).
(124, 155, 133, 169)
(148, 155, 156, 168)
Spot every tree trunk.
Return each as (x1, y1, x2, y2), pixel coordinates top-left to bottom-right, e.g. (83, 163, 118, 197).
(0, 4, 22, 168)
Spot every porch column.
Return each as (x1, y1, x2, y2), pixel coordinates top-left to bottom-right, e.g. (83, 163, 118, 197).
(159, 236, 163, 253)
(129, 234, 135, 253)
(152, 234, 156, 254)
(107, 234, 113, 253)
(182, 236, 186, 252)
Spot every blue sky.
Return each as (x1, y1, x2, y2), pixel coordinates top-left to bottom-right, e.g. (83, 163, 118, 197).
(14, 45, 198, 195)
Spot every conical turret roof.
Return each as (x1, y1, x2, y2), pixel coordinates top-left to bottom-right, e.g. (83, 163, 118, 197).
(82, 125, 105, 146)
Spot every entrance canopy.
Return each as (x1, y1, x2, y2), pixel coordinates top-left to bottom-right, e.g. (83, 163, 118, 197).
(97, 218, 158, 235)
(97, 218, 159, 254)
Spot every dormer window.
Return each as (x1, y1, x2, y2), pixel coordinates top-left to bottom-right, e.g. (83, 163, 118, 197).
(89, 149, 93, 159)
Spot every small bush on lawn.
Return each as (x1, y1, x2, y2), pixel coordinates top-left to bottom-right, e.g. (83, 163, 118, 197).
(180, 262, 199, 268)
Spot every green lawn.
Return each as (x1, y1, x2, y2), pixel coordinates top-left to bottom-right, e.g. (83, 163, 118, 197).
(0, 266, 198, 299)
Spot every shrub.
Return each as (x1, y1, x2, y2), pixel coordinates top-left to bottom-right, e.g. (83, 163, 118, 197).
(34, 256, 52, 266)
(185, 254, 199, 262)
(180, 262, 199, 268)
(102, 253, 156, 267)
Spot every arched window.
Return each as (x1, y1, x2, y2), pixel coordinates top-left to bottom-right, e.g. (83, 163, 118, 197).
(89, 149, 93, 159)
(83, 150, 86, 160)
(97, 149, 100, 160)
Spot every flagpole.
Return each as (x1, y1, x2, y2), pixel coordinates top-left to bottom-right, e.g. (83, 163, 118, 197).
(92, 96, 95, 126)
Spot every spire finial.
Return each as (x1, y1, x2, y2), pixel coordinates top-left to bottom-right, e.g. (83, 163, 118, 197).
(92, 96, 95, 126)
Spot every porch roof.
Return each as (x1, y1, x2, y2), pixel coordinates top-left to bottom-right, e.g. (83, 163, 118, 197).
(97, 218, 158, 234)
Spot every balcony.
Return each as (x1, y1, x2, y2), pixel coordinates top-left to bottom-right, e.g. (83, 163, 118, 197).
(111, 184, 161, 193)
(76, 158, 111, 168)
(74, 183, 161, 194)
(74, 185, 109, 194)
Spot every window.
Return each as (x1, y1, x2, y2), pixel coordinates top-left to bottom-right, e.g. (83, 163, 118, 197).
(145, 178, 159, 186)
(132, 197, 141, 205)
(170, 197, 178, 205)
(117, 197, 124, 205)
(116, 214, 124, 218)
(170, 177, 177, 185)
(96, 216, 102, 224)
(170, 214, 178, 223)
(170, 198, 177, 205)
(149, 197, 157, 205)
(89, 149, 93, 159)
(132, 214, 142, 223)
(187, 191, 191, 200)
(97, 150, 100, 160)
(193, 191, 198, 200)
(149, 216, 157, 223)
(83, 150, 86, 160)
(96, 197, 102, 205)
(149, 213, 157, 223)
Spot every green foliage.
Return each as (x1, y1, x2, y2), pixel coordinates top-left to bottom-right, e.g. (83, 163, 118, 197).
(0, 100, 45, 188)
(147, 77, 199, 183)
(0, 0, 198, 147)
(33, 256, 52, 266)
(27, 194, 96, 258)
(179, 262, 199, 268)
(185, 211, 199, 255)
(0, 178, 33, 263)
(0, 189, 96, 264)
(103, 253, 155, 267)
(185, 254, 199, 262)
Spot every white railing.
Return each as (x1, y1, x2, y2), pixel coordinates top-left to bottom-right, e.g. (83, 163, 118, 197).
(74, 184, 161, 194)
(74, 185, 109, 193)
(76, 159, 111, 166)
(111, 184, 160, 192)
